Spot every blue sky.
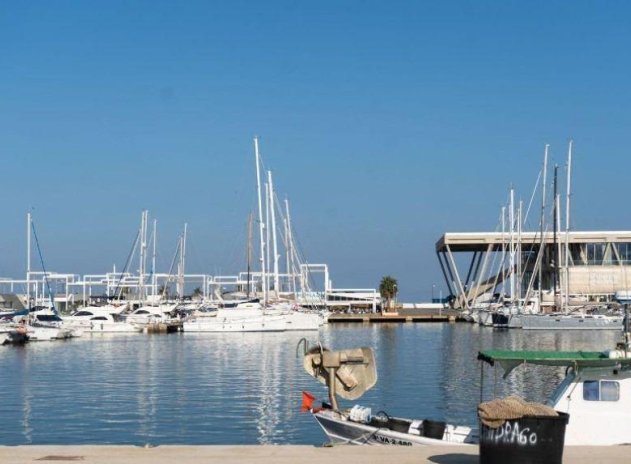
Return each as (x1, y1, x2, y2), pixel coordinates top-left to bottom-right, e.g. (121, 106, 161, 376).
(1, 1, 630, 300)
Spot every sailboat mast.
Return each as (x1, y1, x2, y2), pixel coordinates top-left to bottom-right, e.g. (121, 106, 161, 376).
(509, 188, 515, 302)
(139, 210, 148, 302)
(268, 171, 280, 298)
(565, 140, 573, 310)
(517, 200, 522, 300)
(539, 144, 549, 304)
(26, 211, 31, 308)
(500, 206, 506, 297)
(284, 198, 294, 294)
(152, 219, 157, 297)
(265, 181, 271, 294)
(253, 137, 267, 305)
(178, 223, 187, 299)
(246, 213, 253, 298)
(552, 166, 559, 308)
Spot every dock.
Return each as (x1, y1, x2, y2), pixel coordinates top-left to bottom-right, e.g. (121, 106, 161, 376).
(327, 314, 458, 323)
(328, 307, 465, 324)
(0, 445, 627, 464)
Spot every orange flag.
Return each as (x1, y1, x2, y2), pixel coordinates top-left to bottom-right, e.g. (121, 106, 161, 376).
(301, 391, 315, 412)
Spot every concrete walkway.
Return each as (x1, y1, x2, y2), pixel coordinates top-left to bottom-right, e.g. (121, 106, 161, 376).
(0, 445, 630, 464)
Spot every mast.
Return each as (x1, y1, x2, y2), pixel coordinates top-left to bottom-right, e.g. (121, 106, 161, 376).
(152, 219, 157, 297)
(265, 181, 271, 297)
(26, 211, 31, 308)
(138, 210, 149, 302)
(246, 213, 253, 298)
(268, 171, 280, 298)
(509, 188, 515, 302)
(517, 200, 522, 301)
(254, 137, 267, 305)
(178, 223, 187, 299)
(500, 206, 506, 297)
(284, 198, 294, 294)
(539, 144, 549, 305)
(552, 166, 559, 309)
(565, 140, 573, 311)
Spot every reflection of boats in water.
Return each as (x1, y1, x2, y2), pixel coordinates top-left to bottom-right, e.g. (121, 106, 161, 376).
(521, 307, 623, 331)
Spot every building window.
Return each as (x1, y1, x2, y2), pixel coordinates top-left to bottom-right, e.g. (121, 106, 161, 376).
(586, 243, 605, 265)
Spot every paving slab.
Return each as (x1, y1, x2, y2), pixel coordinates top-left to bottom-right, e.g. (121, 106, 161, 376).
(0, 445, 629, 464)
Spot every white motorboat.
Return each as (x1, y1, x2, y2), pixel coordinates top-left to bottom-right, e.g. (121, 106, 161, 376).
(27, 310, 79, 340)
(63, 309, 142, 333)
(125, 304, 177, 327)
(183, 307, 287, 332)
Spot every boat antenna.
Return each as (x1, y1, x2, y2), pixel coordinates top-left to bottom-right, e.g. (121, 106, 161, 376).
(30, 218, 56, 313)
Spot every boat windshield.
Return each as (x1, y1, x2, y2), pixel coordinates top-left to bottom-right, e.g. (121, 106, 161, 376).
(546, 369, 576, 407)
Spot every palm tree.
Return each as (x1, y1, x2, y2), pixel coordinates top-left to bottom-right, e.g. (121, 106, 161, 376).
(379, 276, 398, 311)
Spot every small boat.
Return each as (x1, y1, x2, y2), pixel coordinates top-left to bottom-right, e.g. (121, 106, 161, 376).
(301, 344, 477, 446)
(0, 323, 29, 345)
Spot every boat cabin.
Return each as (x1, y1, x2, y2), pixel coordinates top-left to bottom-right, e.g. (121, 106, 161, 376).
(478, 350, 631, 446)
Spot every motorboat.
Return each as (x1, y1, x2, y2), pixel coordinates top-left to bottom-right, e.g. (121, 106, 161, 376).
(26, 308, 79, 340)
(183, 307, 287, 332)
(125, 304, 177, 327)
(0, 323, 28, 345)
(63, 309, 142, 333)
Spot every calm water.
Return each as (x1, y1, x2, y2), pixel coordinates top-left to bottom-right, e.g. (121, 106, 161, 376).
(0, 323, 620, 445)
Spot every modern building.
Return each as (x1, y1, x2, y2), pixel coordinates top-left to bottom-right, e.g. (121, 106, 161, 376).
(436, 230, 631, 309)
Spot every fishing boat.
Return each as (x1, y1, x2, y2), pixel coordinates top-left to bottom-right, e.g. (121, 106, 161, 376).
(301, 344, 477, 446)
(477, 346, 631, 445)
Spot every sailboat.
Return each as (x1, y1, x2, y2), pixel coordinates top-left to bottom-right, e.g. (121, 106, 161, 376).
(519, 142, 623, 330)
(24, 213, 78, 341)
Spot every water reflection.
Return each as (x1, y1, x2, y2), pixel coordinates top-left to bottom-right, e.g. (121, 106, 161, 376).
(0, 325, 621, 444)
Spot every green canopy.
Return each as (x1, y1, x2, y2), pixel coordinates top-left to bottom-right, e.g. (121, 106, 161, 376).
(478, 350, 631, 376)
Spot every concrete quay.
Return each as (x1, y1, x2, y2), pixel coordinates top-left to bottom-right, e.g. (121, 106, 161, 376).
(0, 445, 629, 464)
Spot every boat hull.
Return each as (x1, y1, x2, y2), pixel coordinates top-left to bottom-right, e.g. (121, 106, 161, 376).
(313, 409, 476, 447)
